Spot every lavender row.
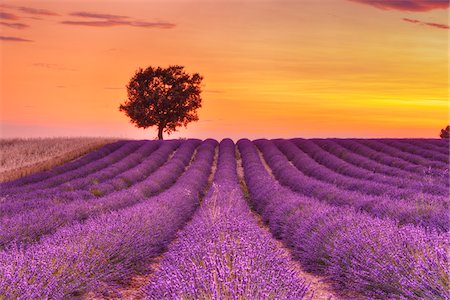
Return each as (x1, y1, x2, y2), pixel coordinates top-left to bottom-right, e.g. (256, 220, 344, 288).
(238, 139, 448, 299)
(397, 138, 449, 154)
(0, 140, 179, 219)
(3, 140, 157, 201)
(0, 140, 127, 189)
(265, 139, 445, 200)
(146, 139, 309, 299)
(58, 140, 160, 191)
(256, 139, 448, 231)
(334, 139, 447, 179)
(291, 139, 447, 196)
(379, 139, 448, 163)
(0, 140, 147, 196)
(7, 139, 176, 204)
(311, 139, 431, 183)
(423, 139, 450, 150)
(0, 139, 217, 299)
(427, 138, 450, 148)
(358, 139, 447, 170)
(89, 140, 182, 196)
(0, 139, 200, 249)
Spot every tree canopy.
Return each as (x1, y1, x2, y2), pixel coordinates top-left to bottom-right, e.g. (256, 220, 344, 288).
(440, 125, 449, 139)
(119, 65, 203, 140)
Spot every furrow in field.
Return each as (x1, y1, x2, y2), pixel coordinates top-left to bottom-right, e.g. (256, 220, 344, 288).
(6, 140, 161, 201)
(6, 140, 174, 203)
(358, 139, 447, 170)
(398, 138, 449, 155)
(0, 140, 127, 189)
(144, 139, 310, 299)
(238, 139, 448, 300)
(424, 139, 450, 150)
(0, 140, 179, 218)
(311, 139, 422, 181)
(290, 139, 447, 196)
(58, 140, 161, 191)
(1, 140, 146, 196)
(379, 139, 449, 163)
(85, 141, 220, 300)
(0, 138, 118, 183)
(0, 139, 200, 249)
(235, 146, 343, 300)
(0, 139, 217, 299)
(333, 139, 447, 181)
(265, 139, 447, 201)
(256, 139, 448, 231)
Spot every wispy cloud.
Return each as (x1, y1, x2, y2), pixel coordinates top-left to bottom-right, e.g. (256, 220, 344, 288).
(1, 4, 59, 17)
(349, 0, 449, 12)
(129, 21, 175, 28)
(62, 19, 175, 29)
(32, 63, 76, 71)
(64, 10, 175, 29)
(0, 21, 29, 29)
(402, 18, 449, 29)
(402, 18, 421, 24)
(70, 11, 129, 20)
(0, 36, 33, 42)
(18, 6, 59, 16)
(423, 22, 449, 29)
(61, 20, 126, 27)
(0, 11, 19, 20)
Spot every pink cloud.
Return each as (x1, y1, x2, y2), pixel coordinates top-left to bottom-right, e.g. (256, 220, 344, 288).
(129, 21, 176, 29)
(62, 19, 175, 29)
(70, 11, 129, 20)
(402, 18, 420, 23)
(18, 6, 59, 16)
(402, 18, 449, 29)
(423, 22, 449, 29)
(349, 0, 449, 12)
(0, 36, 33, 42)
(0, 21, 29, 29)
(0, 11, 19, 20)
(61, 20, 126, 27)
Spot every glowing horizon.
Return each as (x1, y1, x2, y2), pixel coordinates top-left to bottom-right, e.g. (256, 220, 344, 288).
(1, 0, 448, 140)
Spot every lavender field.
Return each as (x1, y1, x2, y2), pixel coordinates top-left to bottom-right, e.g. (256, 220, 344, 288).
(0, 138, 448, 299)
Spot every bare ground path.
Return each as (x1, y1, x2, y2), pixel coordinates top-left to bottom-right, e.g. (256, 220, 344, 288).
(86, 144, 342, 300)
(85, 146, 219, 300)
(239, 148, 343, 300)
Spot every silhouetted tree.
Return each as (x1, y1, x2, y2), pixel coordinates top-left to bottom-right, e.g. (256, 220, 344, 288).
(440, 125, 449, 139)
(119, 65, 203, 140)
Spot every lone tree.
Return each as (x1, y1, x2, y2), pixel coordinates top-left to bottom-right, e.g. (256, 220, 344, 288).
(119, 65, 203, 140)
(440, 125, 449, 139)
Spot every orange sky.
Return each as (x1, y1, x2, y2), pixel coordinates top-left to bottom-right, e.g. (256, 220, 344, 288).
(0, 0, 448, 139)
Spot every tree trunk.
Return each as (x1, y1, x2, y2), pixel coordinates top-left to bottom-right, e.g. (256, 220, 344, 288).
(157, 126, 164, 140)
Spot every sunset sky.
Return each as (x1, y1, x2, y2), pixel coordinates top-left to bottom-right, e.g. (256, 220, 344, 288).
(0, 0, 448, 140)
